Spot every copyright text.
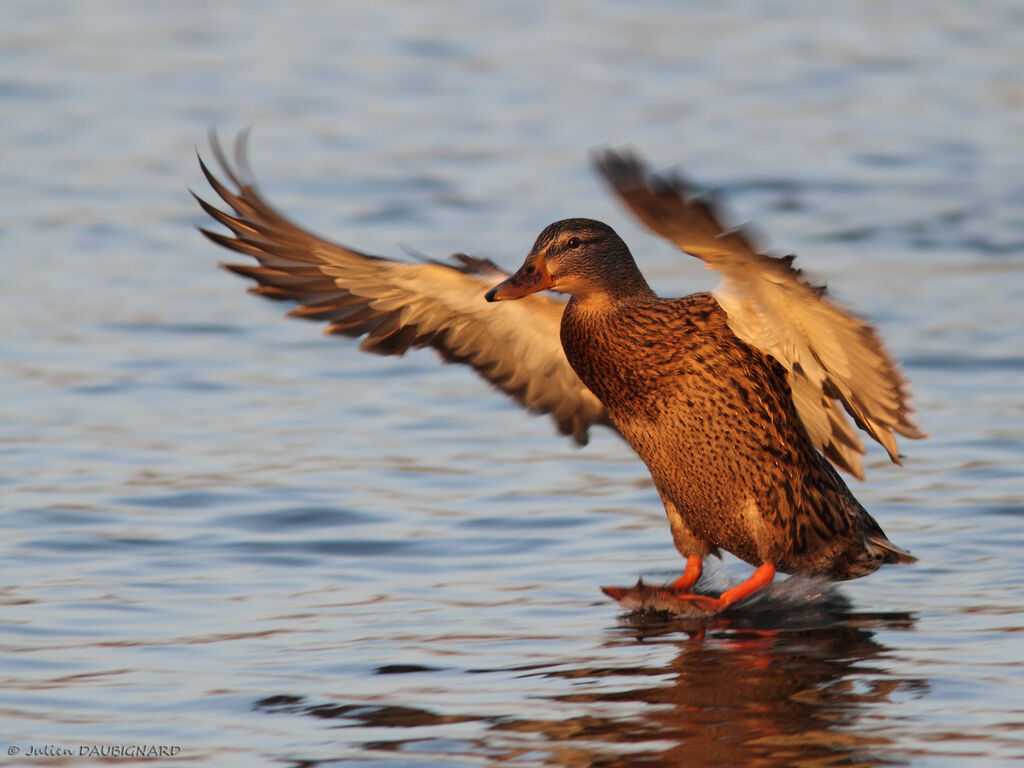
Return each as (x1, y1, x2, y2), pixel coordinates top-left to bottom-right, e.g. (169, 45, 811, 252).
(7, 744, 182, 758)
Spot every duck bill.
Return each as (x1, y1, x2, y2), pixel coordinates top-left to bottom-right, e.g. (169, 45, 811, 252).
(485, 253, 552, 302)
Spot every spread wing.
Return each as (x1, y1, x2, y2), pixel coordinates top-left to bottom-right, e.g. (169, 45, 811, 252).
(594, 148, 926, 479)
(194, 131, 611, 444)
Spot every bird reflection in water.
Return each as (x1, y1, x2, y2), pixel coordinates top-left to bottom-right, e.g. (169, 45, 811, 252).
(253, 590, 921, 767)
(506, 593, 921, 767)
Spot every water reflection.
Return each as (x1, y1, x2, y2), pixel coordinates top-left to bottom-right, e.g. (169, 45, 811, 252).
(254, 596, 920, 767)
(564, 614, 920, 766)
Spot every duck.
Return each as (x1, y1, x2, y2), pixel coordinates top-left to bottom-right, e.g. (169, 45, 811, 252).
(194, 132, 926, 614)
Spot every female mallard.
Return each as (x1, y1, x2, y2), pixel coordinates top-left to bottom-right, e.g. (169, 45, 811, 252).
(196, 134, 925, 614)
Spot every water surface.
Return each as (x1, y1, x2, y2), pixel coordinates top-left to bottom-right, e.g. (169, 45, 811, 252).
(2, 1, 1023, 765)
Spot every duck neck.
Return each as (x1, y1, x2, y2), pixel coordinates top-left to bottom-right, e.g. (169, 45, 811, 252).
(562, 258, 655, 310)
(568, 278, 655, 314)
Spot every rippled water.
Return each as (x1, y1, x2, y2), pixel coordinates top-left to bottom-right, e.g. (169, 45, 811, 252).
(3, 1, 1023, 765)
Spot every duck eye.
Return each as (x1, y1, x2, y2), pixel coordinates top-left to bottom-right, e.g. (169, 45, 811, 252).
(566, 237, 582, 249)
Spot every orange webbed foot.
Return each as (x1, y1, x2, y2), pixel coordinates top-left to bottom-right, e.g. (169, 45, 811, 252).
(602, 563, 777, 616)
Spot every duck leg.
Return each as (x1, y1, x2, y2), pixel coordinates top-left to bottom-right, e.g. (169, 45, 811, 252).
(668, 556, 704, 592)
(668, 563, 776, 613)
(602, 563, 776, 616)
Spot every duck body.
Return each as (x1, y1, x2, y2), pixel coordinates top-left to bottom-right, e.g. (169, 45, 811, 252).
(488, 217, 915, 601)
(561, 288, 902, 580)
(198, 137, 923, 614)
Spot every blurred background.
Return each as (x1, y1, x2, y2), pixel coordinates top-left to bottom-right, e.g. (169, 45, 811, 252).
(2, 1, 1023, 765)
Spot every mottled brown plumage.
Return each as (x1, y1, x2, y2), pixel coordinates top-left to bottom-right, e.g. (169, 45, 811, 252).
(490, 218, 916, 589)
(197, 134, 925, 613)
(593, 150, 926, 481)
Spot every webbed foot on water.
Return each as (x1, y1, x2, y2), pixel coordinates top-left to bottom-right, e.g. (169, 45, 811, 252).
(603, 563, 777, 617)
(601, 580, 723, 617)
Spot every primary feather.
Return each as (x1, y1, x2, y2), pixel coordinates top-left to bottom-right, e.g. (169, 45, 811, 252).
(194, 131, 610, 444)
(593, 149, 926, 479)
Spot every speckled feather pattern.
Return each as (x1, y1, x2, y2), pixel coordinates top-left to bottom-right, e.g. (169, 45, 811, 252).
(198, 138, 919, 587)
(560, 291, 902, 579)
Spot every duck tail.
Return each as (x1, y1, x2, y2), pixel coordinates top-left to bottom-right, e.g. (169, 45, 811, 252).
(866, 533, 917, 566)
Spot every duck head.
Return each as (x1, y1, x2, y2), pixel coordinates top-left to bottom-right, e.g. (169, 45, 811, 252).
(485, 218, 651, 303)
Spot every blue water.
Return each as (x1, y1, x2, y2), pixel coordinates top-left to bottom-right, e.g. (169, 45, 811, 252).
(2, 1, 1023, 765)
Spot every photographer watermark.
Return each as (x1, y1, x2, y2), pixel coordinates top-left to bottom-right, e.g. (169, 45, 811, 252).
(7, 744, 182, 758)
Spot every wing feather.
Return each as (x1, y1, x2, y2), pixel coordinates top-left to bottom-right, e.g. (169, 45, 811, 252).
(196, 132, 611, 444)
(594, 148, 925, 479)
